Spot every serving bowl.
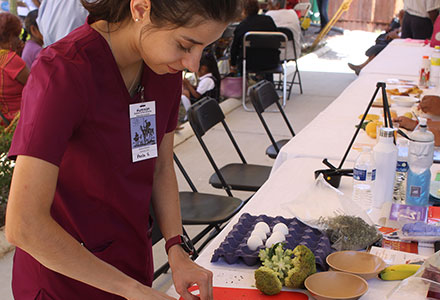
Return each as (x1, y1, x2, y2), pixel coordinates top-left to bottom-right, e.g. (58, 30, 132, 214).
(326, 251, 386, 280)
(304, 271, 368, 300)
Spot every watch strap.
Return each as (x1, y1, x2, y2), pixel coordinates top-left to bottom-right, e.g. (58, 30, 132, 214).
(165, 234, 193, 255)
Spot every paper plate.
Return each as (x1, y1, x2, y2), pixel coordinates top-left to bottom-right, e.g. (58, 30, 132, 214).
(391, 95, 418, 107)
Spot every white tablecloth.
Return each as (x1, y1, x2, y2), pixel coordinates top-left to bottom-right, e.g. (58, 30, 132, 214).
(167, 158, 401, 299)
(272, 72, 422, 171)
(361, 39, 433, 77)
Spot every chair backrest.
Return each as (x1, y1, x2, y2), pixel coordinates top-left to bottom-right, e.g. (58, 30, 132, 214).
(249, 80, 280, 113)
(243, 31, 288, 61)
(188, 96, 225, 138)
(249, 80, 295, 137)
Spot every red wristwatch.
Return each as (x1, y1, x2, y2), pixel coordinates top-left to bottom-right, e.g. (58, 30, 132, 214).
(165, 234, 194, 255)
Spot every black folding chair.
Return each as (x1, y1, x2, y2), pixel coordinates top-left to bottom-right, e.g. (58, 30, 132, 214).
(249, 80, 295, 159)
(277, 27, 303, 97)
(241, 31, 288, 111)
(188, 97, 272, 192)
(174, 153, 244, 252)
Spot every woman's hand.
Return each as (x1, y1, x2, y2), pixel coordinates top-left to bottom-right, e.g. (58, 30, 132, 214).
(168, 246, 213, 300)
(393, 116, 418, 131)
(419, 95, 440, 116)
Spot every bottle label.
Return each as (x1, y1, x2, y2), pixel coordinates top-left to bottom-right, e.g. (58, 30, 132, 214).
(432, 57, 440, 66)
(353, 168, 376, 181)
(396, 161, 409, 172)
(409, 185, 422, 198)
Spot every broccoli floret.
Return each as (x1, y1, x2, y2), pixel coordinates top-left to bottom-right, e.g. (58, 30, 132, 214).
(285, 245, 317, 289)
(254, 266, 283, 295)
(259, 243, 293, 280)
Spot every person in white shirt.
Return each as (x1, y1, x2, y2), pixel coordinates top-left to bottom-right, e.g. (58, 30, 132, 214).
(401, 0, 440, 39)
(265, 0, 301, 61)
(181, 52, 220, 120)
(37, 0, 88, 46)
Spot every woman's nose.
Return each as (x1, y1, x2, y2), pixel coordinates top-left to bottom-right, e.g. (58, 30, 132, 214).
(182, 52, 201, 73)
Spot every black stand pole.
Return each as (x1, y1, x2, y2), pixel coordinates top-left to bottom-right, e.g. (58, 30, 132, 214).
(315, 82, 394, 188)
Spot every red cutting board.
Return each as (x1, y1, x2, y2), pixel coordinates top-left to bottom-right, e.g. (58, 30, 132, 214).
(179, 286, 309, 299)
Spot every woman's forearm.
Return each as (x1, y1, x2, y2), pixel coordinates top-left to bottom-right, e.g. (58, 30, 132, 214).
(6, 156, 142, 299)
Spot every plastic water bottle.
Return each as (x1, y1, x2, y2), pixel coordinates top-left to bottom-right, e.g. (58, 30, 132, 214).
(352, 146, 376, 211)
(372, 128, 398, 209)
(431, 46, 440, 87)
(393, 139, 409, 203)
(419, 56, 431, 88)
(406, 118, 434, 206)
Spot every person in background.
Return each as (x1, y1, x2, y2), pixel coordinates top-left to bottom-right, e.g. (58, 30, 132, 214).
(316, 0, 329, 34)
(401, 0, 440, 39)
(348, 10, 404, 76)
(181, 52, 221, 119)
(286, 0, 299, 9)
(0, 12, 29, 124)
(266, 0, 301, 61)
(230, 0, 279, 80)
(37, 0, 88, 46)
(394, 95, 440, 145)
(21, 9, 43, 69)
(5, 0, 240, 299)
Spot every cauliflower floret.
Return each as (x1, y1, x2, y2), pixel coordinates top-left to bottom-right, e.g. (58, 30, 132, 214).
(254, 266, 283, 295)
(285, 245, 317, 289)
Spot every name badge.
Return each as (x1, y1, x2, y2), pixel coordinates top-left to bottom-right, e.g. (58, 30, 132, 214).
(129, 101, 158, 162)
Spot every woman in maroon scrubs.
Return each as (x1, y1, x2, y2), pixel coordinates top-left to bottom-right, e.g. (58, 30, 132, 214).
(5, 0, 240, 299)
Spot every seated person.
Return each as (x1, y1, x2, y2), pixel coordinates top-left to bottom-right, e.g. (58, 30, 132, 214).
(0, 12, 30, 124)
(22, 9, 43, 69)
(266, 0, 301, 60)
(181, 52, 221, 120)
(348, 10, 403, 76)
(394, 95, 440, 146)
(229, 0, 279, 80)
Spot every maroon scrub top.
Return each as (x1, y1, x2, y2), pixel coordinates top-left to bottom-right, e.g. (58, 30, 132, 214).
(9, 21, 181, 300)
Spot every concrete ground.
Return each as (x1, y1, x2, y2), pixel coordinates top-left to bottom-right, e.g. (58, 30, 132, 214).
(0, 29, 377, 299)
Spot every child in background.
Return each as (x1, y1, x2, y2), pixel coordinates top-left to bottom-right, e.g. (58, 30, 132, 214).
(21, 10, 43, 69)
(181, 52, 221, 119)
(0, 12, 29, 124)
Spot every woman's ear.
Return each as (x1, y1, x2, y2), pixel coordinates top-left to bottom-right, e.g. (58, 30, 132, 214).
(130, 0, 151, 23)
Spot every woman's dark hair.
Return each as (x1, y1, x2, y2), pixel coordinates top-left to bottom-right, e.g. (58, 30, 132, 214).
(243, 0, 259, 17)
(81, 0, 242, 27)
(0, 12, 22, 44)
(200, 51, 220, 86)
(24, 10, 39, 35)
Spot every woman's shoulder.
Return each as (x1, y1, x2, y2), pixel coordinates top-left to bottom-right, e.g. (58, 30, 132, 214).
(36, 23, 108, 71)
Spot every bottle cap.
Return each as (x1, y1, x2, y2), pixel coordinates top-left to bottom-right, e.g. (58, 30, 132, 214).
(423, 55, 430, 59)
(379, 127, 395, 138)
(419, 117, 427, 127)
(436, 46, 440, 50)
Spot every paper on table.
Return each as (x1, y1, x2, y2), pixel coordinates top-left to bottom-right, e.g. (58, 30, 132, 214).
(369, 246, 426, 265)
(282, 175, 374, 227)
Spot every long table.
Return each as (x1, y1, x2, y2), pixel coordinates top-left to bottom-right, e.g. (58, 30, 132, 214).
(167, 39, 440, 299)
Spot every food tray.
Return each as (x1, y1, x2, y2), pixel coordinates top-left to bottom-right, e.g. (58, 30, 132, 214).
(211, 213, 333, 271)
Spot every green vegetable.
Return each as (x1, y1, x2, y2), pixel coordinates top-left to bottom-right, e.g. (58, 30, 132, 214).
(318, 215, 382, 250)
(254, 243, 316, 295)
(285, 245, 317, 288)
(254, 267, 283, 295)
